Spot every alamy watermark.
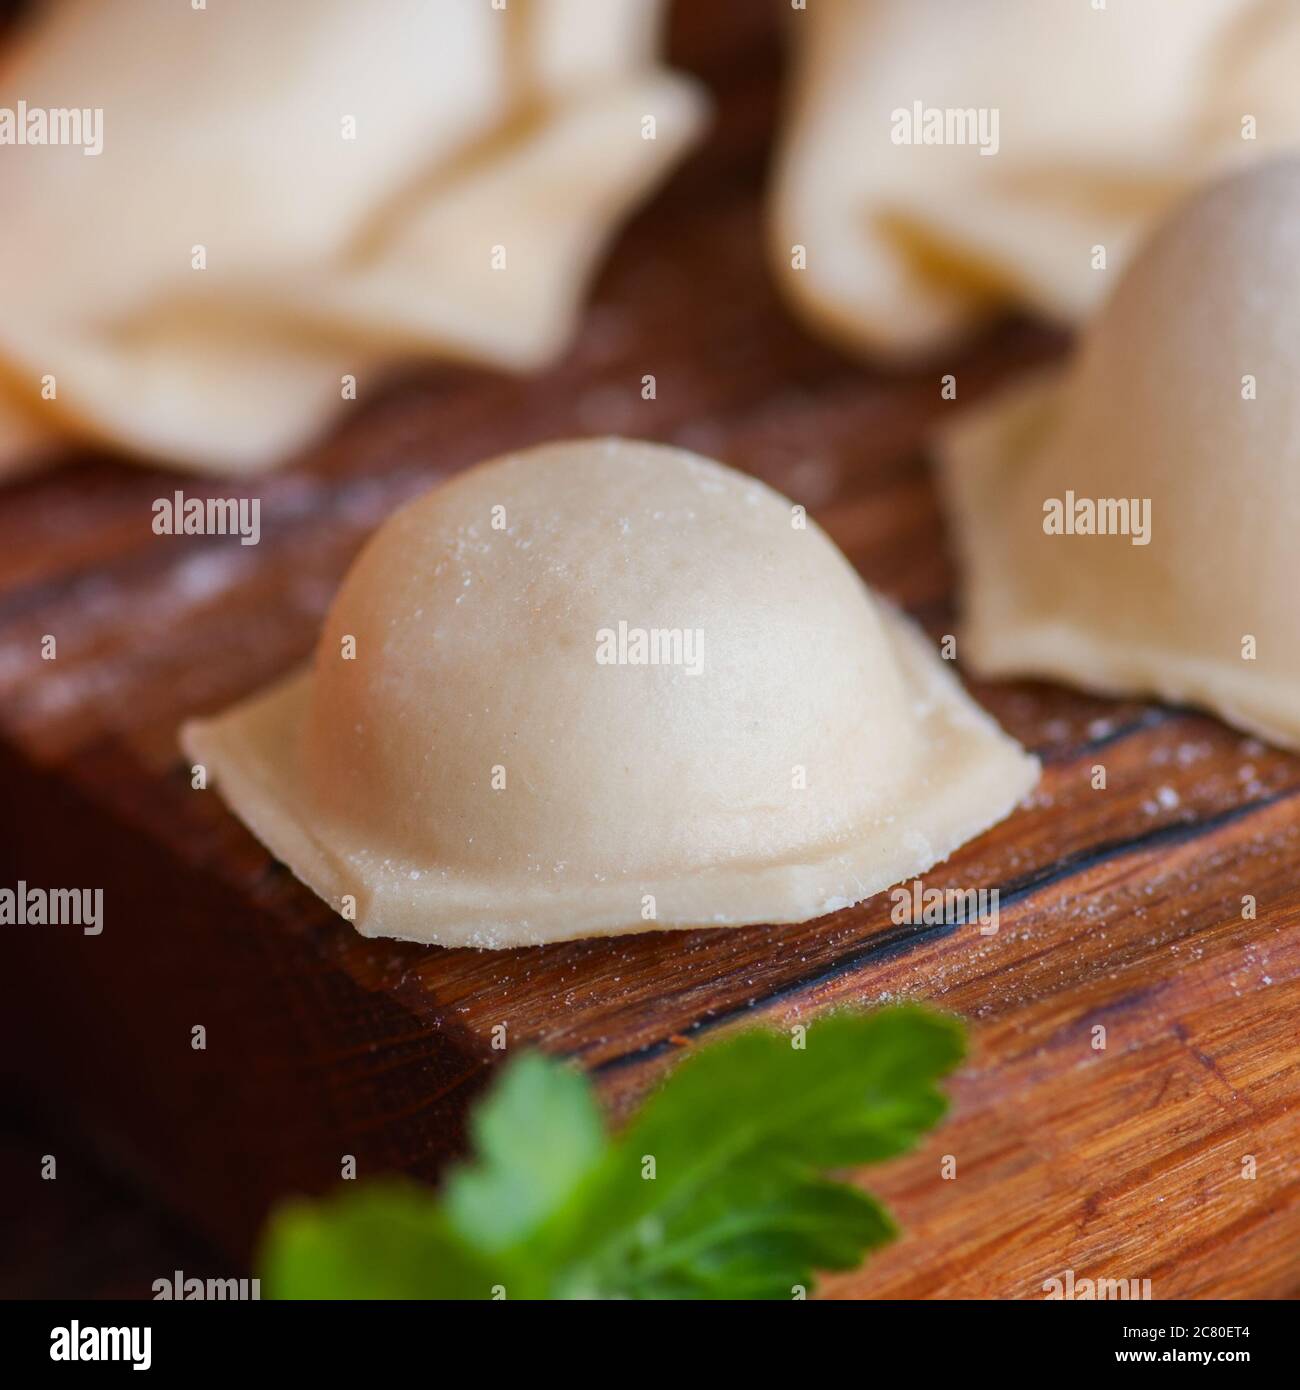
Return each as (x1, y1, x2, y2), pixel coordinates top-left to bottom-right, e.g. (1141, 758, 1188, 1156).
(1, 101, 103, 156)
(890, 102, 999, 156)
(1, 882, 102, 934)
(152, 490, 261, 545)
(890, 880, 1000, 935)
(153, 1270, 260, 1300)
(1043, 1268, 1152, 1300)
(596, 621, 704, 676)
(1043, 491, 1151, 546)
(50, 1323, 149, 1370)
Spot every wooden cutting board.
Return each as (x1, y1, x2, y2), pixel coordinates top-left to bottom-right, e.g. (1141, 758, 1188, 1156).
(1, 0, 1297, 1299)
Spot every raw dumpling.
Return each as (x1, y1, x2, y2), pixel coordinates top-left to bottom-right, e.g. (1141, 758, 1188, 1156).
(770, 0, 1300, 357)
(939, 158, 1300, 751)
(182, 439, 1038, 948)
(0, 0, 706, 475)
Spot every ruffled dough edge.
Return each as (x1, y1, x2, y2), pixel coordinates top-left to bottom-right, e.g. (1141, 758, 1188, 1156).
(936, 374, 1300, 752)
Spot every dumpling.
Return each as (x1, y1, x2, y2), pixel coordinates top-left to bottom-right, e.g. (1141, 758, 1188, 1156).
(939, 158, 1300, 751)
(182, 438, 1039, 948)
(0, 0, 706, 475)
(770, 0, 1300, 357)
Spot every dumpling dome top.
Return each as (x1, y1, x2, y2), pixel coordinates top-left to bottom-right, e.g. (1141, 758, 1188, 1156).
(940, 158, 1300, 750)
(184, 439, 1037, 947)
(303, 444, 919, 875)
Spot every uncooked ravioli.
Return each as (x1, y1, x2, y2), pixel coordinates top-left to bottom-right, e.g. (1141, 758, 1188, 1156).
(182, 439, 1038, 948)
(939, 158, 1300, 751)
(770, 0, 1300, 357)
(0, 0, 706, 475)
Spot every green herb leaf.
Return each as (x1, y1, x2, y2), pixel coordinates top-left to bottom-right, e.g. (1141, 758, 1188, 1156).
(261, 1005, 964, 1300)
(260, 1182, 499, 1300)
(541, 1004, 963, 1297)
(444, 1050, 605, 1252)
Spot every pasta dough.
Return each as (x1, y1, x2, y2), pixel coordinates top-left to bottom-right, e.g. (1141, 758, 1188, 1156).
(182, 438, 1038, 948)
(0, 0, 705, 475)
(939, 158, 1300, 751)
(770, 0, 1300, 357)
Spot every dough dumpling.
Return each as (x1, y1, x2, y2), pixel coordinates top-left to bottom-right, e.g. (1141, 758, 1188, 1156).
(0, 0, 705, 474)
(771, 0, 1300, 357)
(182, 439, 1038, 948)
(939, 158, 1300, 751)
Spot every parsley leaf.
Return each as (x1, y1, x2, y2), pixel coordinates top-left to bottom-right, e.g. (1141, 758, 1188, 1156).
(444, 1051, 605, 1253)
(260, 1183, 498, 1300)
(262, 1005, 964, 1300)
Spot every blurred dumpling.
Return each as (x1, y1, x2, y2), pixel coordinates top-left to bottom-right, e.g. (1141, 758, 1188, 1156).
(939, 158, 1300, 751)
(770, 0, 1300, 357)
(0, 0, 706, 474)
(182, 438, 1038, 948)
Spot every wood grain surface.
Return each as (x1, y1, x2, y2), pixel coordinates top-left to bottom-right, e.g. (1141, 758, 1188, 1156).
(1, 0, 1297, 1299)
